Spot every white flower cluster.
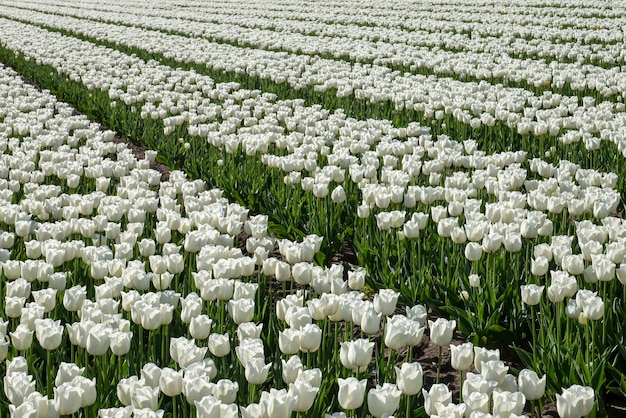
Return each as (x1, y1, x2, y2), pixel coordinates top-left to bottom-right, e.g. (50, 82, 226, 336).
(2, 10, 626, 155)
(9, 0, 625, 94)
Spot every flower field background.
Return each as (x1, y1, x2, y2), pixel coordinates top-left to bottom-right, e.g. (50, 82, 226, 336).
(0, 0, 625, 417)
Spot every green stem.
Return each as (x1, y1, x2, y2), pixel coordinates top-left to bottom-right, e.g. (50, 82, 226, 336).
(437, 345, 442, 384)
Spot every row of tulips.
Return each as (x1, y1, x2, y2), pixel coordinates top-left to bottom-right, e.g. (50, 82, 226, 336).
(0, 62, 599, 417)
(2, 12, 626, 159)
(64, 0, 625, 47)
(5, 0, 626, 101)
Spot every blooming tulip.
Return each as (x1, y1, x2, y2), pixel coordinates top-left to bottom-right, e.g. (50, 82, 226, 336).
(428, 318, 456, 346)
(367, 383, 402, 418)
(395, 362, 423, 395)
(337, 378, 366, 410)
(556, 385, 594, 418)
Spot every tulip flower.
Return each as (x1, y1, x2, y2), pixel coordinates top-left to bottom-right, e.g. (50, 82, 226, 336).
(183, 376, 213, 405)
(55, 381, 83, 415)
(86, 323, 111, 356)
(451, 342, 474, 371)
(384, 315, 410, 350)
(289, 380, 319, 412)
(429, 318, 456, 346)
(556, 385, 594, 418)
(55, 362, 85, 387)
(229, 298, 255, 324)
(395, 362, 423, 395)
(521, 284, 544, 306)
(282, 355, 304, 385)
(237, 322, 262, 341)
(195, 395, 221, 418)
(159, 368, 184, 397)
(208, 333, 230, 357)
(518, 369, 546, 405)
(339, 339, 374, 372)
(4, 373, 36, 406)
(423, 384, 452, 416)
(493, 390, 526, 416)
(299, 323, 322, 353)
(245, 357, 271, 385)
(337, 378, 367, 410)
(474, 347, 500, 373)
(373, 289, 399, 316)
(367, 383, 402, 418)
(10, 324, 34, 351)
(265, 388, 294, 418)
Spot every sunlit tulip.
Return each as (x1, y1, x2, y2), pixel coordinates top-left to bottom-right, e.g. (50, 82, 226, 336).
(282, 355, 304, 385)
(190, 315, 213, 340)
(481, 360, 509, 384)
(55, 362, 85, 387)
(208, 333, 230, 357)
(493, 390, 526, 416)
(451, 342, 474, 371)
(245, 357, 272, 385)
(518, 369, 546, 401)
(55, 381, 83, 415)
(347, 268, 366, 291)
(4, 373, 36, 406)
(5, 296, 26, 318)
(279, 328, 301, 355)
(212, 379, 239, 405)
(339, 339, 374, 372)
(556, 385, 594, 418)
(229, 298, 255, 324)
(131, 386, 160, 411)
(474, 347, 500, 374)
(422, 383, 452, 416)
(10, 324, 34, 351)
(428, 318, 456, 346)
(159, 368, 184, 397)
(360, 307, 381, 335)
(337, 378, 366, 410)
(86, 323, 111, 356)
(520, 284, 544, 306)
(464, 242, 483, 261)
(405, 304, 427, 326)
(63, 285, 87, 312)
(395, 362, 423, 395)
(367, 383, 401, 418)
(74, 376, 96, 407)
(194, 395, 221, 418)
(289, 380, 319, 412)
(299, 323, 322, 353)
(464, 391, 490, 416)
(373, 289, 399, 316)
(531, 256, 550, 276)
(35, 318, 63, 350)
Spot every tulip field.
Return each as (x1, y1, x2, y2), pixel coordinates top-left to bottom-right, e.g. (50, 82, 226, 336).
(2, 0, 626, 417)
